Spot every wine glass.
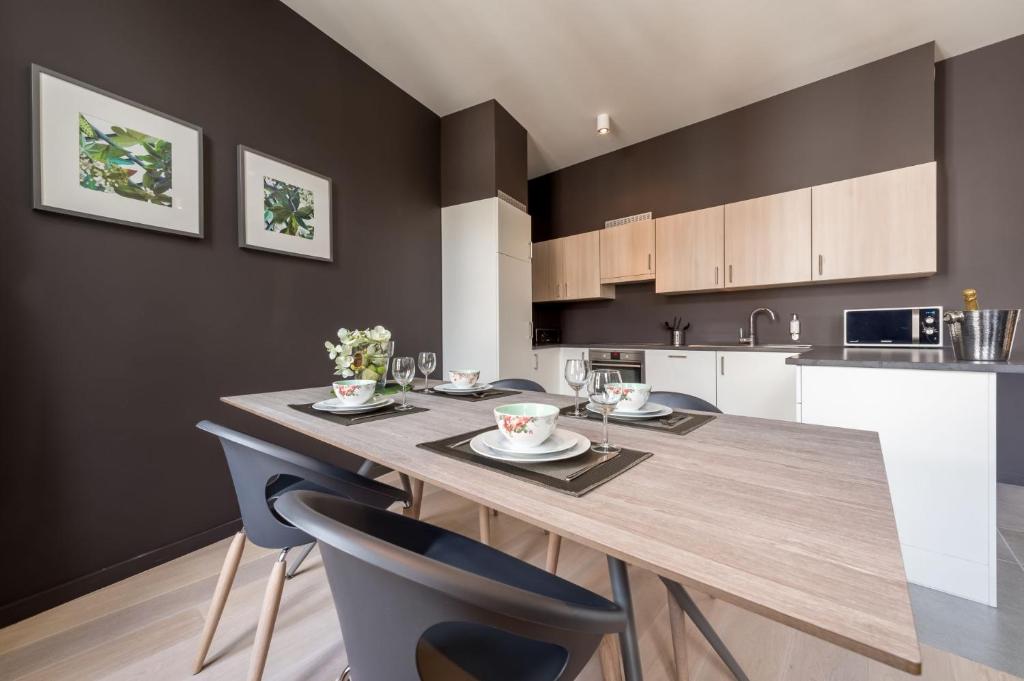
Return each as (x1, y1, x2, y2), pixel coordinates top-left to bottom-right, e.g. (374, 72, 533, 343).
(392, 357, 416, 411)
(564, 358, 590, 418)
(417, 351, 437, 393)
(587, 369, 623, 454)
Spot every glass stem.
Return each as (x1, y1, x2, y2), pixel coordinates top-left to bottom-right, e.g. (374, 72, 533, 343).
(403, 386, 408, 408)
(602, 411, 610, 448)
(573, 389, 580, 416)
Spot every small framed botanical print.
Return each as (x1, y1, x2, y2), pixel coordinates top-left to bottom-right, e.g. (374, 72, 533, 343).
(32, 64, 204, 237)
(237, 145, 332, 261)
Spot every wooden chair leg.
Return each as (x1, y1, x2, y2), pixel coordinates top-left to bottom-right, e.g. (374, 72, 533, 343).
(545, 533, 562, 574)
(246, 552, 287, 681)
(478, 505, 491, 545)
(193, 530, 246, 674)
(403, 478, 424, 520)
(598, 634, 624, 681)
(668, 590, 690, 681)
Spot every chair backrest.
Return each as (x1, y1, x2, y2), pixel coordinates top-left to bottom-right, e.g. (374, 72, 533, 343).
(649, 391, 722, 413)
(197, 421, 407, 549)
(276, 490, 623, 681)
(492, 378, 546, 392)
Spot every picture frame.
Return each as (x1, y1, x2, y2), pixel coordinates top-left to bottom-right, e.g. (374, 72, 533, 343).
(31, 64, 204, 238)
(237, 145, 333, 262)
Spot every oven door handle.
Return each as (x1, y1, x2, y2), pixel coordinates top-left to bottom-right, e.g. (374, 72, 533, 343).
(590, 363, 644, 369)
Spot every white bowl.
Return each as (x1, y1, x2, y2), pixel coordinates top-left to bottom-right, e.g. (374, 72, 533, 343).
(332, 380, 377, 406)
(607, 382, 652, 411)
(494, 403, 559, 449)
(449, 369, 480, 388)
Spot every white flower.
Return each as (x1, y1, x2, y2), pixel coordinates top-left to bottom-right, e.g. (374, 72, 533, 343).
(367, 325, 391, 343)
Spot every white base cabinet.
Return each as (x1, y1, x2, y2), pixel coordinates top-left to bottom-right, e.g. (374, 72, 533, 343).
(529, 347, 561, 393)
(716, 351, 798, 421)
(645, 350, 718, 406)
(798, 365, 997, 606)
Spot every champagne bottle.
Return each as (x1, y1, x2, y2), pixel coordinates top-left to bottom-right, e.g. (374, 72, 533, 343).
(962, 288, 979, 311)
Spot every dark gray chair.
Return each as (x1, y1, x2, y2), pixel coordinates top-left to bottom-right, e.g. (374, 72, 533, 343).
(491, 377, 545, 392)
(649, 391, 722, 413)
(193, 421, 409, 681)
(276, 489, 626, 681)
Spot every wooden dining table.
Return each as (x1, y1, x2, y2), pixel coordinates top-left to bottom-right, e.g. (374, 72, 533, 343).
(224, 386, 921, 680)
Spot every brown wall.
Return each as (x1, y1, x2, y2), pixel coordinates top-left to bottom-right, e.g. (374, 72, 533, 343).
(529, 36, 1024, 484)
(441, 100, 527, 207)
(0, 0, 441, 623)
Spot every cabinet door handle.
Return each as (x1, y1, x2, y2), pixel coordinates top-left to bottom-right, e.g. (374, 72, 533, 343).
(529, 321, 534, 342)
(668, 355, 688, 359)
(534, 353, 538, 370)
(648, 253, 652, 271)
(818, 254, 823, 276)
(720, 356, 725, 375)
(714, 266, 719, 285)
(728, 264, 733, 284)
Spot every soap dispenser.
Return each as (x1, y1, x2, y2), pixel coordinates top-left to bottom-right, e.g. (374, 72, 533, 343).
(789, 313, 801, 341)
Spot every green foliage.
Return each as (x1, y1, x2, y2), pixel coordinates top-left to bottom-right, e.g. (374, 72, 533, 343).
(78, 114, 173, 207)
(263, 177, 315, 239)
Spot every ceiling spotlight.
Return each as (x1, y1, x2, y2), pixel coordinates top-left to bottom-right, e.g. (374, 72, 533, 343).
(596, 113, 611, 135)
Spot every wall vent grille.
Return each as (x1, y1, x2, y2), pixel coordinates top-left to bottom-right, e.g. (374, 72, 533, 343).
(605, 212, 652, 228)
(497, 190, 527, 213)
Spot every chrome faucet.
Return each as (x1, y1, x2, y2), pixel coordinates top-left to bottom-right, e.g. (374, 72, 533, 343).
(739, 307, 777, 346)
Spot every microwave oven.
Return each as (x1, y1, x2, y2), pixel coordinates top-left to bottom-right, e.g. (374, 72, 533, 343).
(844, 306, 943, 347)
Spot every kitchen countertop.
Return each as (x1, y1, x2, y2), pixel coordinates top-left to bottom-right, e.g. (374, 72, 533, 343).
(533, 342, 809, 353)
(787, 346, 1024, 374)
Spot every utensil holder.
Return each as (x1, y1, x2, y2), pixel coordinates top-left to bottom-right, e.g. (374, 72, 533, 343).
(944, 309, 1020, 361)
(670, 329, 683, 347)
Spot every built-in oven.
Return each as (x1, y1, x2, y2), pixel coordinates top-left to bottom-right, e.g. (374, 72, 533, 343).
(588, 349, 645, 383)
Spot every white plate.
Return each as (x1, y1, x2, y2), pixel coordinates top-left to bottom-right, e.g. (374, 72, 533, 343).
(312, 396, 394, 413)
(478, 428, 577, 456)
(469, 431, 591, 463)
(586, 401, 674, 419)
(434, 382, 494, 394)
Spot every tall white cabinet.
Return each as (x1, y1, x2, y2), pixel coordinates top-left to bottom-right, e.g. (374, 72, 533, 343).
(442, 197, 533, 382)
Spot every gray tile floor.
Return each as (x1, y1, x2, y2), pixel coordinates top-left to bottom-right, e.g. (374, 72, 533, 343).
(911, 483, 1024, 677)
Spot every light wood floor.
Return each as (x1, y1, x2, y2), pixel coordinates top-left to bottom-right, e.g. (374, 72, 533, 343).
(1, 481, 1020, 681)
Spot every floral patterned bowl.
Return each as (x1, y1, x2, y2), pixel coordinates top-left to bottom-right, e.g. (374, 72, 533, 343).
(332, 380, 377, 406)
(607, 382, 652, 412)
(449, 369, 481, 388)
(494, 403, 560, 450)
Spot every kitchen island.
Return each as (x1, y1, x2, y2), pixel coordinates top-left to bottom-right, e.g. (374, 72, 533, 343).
(788, 347, 1019, 606)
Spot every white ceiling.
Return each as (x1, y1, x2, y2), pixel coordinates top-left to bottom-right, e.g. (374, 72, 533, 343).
(283, 0, 1024, 178)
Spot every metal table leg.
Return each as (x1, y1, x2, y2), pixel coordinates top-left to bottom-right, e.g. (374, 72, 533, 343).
(285, 541, 316, 579)
(662, 578, 751, 681)
(607, 556, 644, 681)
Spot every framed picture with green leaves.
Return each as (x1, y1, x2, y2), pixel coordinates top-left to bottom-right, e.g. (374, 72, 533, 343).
(32, 64, 204, 237)
(237, 146, 333, 261)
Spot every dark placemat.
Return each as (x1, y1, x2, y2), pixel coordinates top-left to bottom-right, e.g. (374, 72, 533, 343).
(558, 404, 715, 436)
(289, 402, 428, 426)
(417, 426, 652, 497)
(412, 387, 520, 402)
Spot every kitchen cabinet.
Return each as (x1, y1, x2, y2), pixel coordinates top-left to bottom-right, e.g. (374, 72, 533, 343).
(715, 351, 798, 421)
(529, 346, 561, 393)
(655, 206, 725, 294)
(724, 188, 811, 289)
(798, 364, 997, 605)
(600, 219, 656, 283)
(532, 232, 615, 302)
(442, 197, 533, 382)
(645, 349, 718, 405)
(811, 162, 936, 282)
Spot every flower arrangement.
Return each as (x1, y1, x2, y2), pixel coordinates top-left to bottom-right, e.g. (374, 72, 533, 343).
(324, 325, 392, 384)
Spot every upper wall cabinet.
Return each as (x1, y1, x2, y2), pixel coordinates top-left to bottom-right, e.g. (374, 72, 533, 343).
(724, 188, 812, 289)
(600, 219, 656, 284)
(811, 162, 936, 282)
(532, 232, 615, 303)
(655, 206, 724, 294)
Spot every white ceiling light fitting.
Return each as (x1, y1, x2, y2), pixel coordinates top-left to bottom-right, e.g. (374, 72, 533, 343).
(596, 113, 611, 135)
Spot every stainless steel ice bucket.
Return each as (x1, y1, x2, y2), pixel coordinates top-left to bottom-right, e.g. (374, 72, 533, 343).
(943, 309, 1020, 361)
